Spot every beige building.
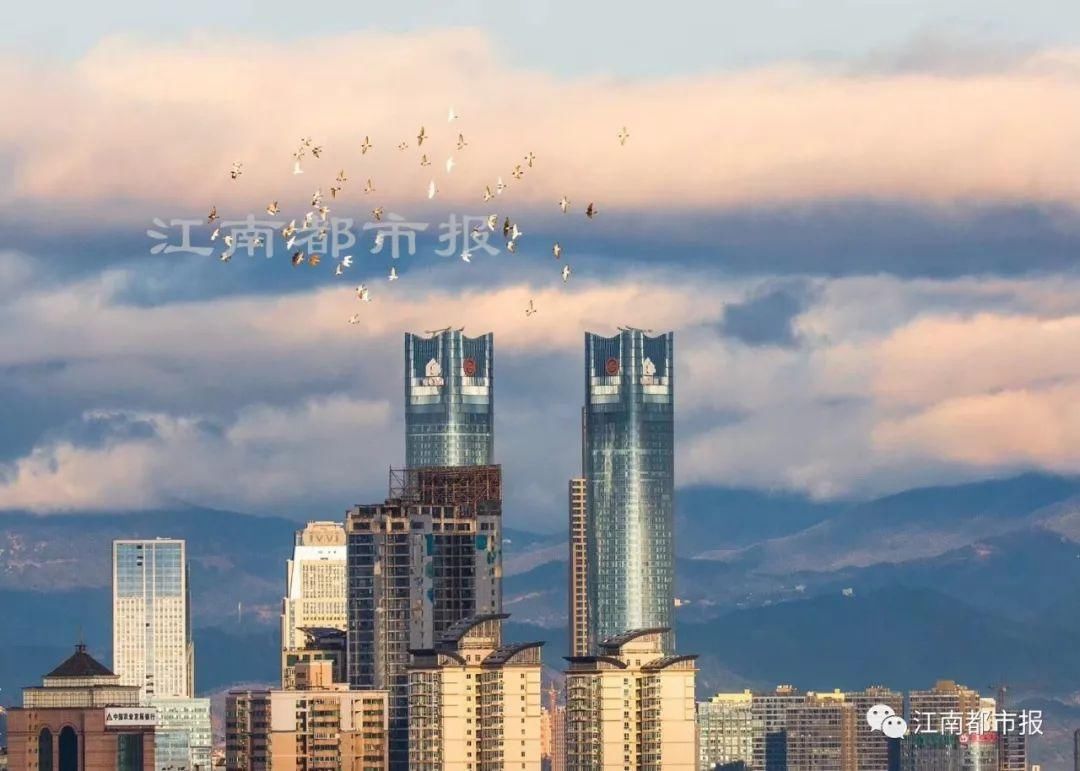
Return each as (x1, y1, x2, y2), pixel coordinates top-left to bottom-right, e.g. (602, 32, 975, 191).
(546, 687, 567, 771)
(280, 522, 347, 684)
(785, 691, 856, 771)
(697, 691, 758, 771)
(908, 680, 982, 733)
(565, 627, 697, 771)
(845, 686, 902, 771)
(113, 539, 194, 701)
(568, 477, 589, 657)
(407, 614, 544, 771)
(226, 661, 389, 771)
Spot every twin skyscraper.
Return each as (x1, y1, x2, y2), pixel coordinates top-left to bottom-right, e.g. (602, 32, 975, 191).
(402, 326, 676, 653)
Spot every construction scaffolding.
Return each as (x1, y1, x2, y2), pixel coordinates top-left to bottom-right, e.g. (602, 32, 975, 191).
(388, 465, 502, 515)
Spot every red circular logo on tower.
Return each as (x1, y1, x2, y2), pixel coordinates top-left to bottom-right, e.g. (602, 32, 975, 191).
(605, 357, 620, 376)
(462, 357, 477, 377)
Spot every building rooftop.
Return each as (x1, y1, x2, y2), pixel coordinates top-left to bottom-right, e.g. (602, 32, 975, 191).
(598, 627, 670, 651)
(45, 644, 115, 679)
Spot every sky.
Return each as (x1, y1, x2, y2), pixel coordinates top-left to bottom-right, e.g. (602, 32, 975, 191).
(1, 3, 1080, 530)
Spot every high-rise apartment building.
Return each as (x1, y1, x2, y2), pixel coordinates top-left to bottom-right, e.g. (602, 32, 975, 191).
(996, 688, 1027, 771)
(583, 329, 675, 652)
(405, 329, 494, 468)
(908, 681, 981, 731)
(846, 686, 902, 771)
(407, 614, 543, 771)
(347, 465, 503, 770)
(547, 687, 567, 771)
(697, 691, 758, 771)
(226, 661, 389, 771)
(112, 539, 194, 701)
(568, 477, 589, 657)
(565, 627, 696, 771)
(280, 521, 347, 684)
(785, 692, 856, 771)
(751, 685, 806, 771)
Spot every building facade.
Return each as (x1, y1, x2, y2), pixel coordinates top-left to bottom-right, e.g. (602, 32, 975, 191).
(280, 521, 348, 685)
(112, 539, 194, 701)
(407, 614, 543, 771)
(6, 644, 156, 771)
(750, 686, 806, 771)
(846, 686, 902, 771)
(226, 662, 389, 771)
(697, 691, 758, 771)
(405, 329, 494, 468)
(150, 697, 211, 771)
(583, 329, 675, 652)
(347, 465, 503, 769)
(899, 734, 961, 771)
(565, 627, 696, 771)
(568, 477, 589, 658)
(785, 692, 856, 771)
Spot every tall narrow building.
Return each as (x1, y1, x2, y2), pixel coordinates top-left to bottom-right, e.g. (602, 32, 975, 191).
(565, 627, 696, 771)
(112, 539, 194, 701)
(568, 477, 589, 657)
(347, 465, 503, 770)
(405, 329, 494, 468)
(583, 329, 675, 651)
(785, 692, 856, 771)
(280, 521, 348, 684)
(407, 614, 543, 771)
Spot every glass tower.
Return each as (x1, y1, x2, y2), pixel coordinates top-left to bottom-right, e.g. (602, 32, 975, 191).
(583, 329, 675, 652)
(405, 329, 493, 468)
(112, 538, 194, 701)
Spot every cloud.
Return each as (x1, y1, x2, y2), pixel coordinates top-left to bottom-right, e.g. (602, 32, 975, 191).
(5, 30, 1080, 229)
(4, 257, 1080, 518)
(719, 281, 817, 347)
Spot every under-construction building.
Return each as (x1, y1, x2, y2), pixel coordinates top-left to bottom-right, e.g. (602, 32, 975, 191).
(346, 465, 503, 770)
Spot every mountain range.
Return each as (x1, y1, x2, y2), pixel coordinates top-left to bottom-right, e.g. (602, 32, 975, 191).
(3, 472, 1080, 765)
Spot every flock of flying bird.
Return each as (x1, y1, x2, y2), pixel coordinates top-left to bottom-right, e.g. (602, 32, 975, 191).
(209, 109, 630, 324)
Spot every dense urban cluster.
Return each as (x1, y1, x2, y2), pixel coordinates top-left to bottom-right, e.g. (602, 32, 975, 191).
(0, 329, 1056, 770)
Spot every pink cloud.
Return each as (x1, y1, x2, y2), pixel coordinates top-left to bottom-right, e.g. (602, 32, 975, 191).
(4, 31, 1080, 225)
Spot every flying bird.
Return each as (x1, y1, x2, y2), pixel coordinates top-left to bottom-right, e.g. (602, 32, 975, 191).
(207, 206, 219, 223)
(495, 177, 506, 195)
(312, 189, 323, 207)
(502, 217, 512, 239)
(461, 248, 472, 263)
(389, 266, 398, 281)
(397, 142, 409, 151)
(336, 170, 348, 183)
(318, 205, 330, 221)
(525, 151, 536, 167)
(448, 107, 458, 122)
(483, 185, 494, 202)
(291, 250, 305, 266)
(348, 314, 362, 325)
(511, 164, 524, 180)
(553, 242, 562, 259)
(428, 180, 438, 199)
(618, 126, 630, 145)
(223, 234, 234, 249)
(356, 284, 371, 302)
(309, 254, 322, 267)
(330, 186, 341, 198)
(486, 214, 498, 231)
(266, 201, 279, 215)
(335, 262, 345, 276)
(562, 264, 571, 282)
(293, 159, 304, 175)
(525, 299, 537, 317)
(559, 196, 570, 213)
(341, 255, 354, 268)
(507, 239, 517, 253)
(420, 154, 431, 167)
(364, 179, 375, 194)
(219, 251, 231, 262)
(372, 207, 384, 221)
(510, 223, 523, 240)
(361, 136, 372, 154)
(229, 161, 243, 180)
(445, 156, 455, 173)
(311, 145, 323, 158)
(586, 202, 597, 219)
(417, 126, 426, 146)
(457, 133, 467, 150)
